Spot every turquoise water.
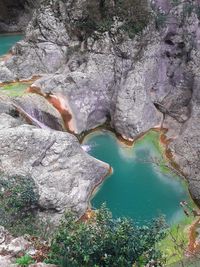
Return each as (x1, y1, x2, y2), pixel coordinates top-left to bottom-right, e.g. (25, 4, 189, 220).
(0, 34, 23, 56)
(83, 130, 190, 225)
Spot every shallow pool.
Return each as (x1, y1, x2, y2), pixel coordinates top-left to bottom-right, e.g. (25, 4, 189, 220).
(83, 130, 191, 225)
(0, 34, 23, 56)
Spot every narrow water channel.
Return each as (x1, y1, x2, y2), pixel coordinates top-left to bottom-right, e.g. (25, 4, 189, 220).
(83, 130, 191, 225)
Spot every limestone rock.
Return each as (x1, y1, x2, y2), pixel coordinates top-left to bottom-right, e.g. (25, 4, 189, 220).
(0, 95, 17, 116)
(0, 256, 17, 267)
(31, 52, 115, 134)
(4, 237, 31, 256)
(169, 102, 200, 205)
(0, 226, 10, 245)
(0, 116, 109, 220)
(112, 61, 163, 140)
(0, 113, 22, 130)
(0, 63, 15, 83)
(0, 0, 40, 33)
(14, 94, 65, 131)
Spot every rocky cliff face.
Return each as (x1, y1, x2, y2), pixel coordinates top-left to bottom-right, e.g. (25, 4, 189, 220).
(0, 0, 40, 33)
(0, 0, 200, 214)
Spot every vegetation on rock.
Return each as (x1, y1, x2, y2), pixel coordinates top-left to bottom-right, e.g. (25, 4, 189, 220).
(0, 174, 39, 236)
(16, 254, 35, 267)
(0, 82, 31, 97)
(72, 0, 151, 38)
(46, 204, 166, 267)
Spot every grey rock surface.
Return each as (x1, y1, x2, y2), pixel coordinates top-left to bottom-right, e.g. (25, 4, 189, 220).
(0, 95, 16, 115)
(14, 93, 65, 131)
(1, 236, 31, 256)
(0, 226, 57, 266)
(0, 114, 109, 220)
(0, 256, 17, 267)
(0, 113, 22, 130)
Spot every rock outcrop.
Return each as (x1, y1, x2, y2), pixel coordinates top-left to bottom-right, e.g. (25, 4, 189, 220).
(14, 93, 65, 131)
(0, 0, 40, 33)
(0, 226, 57, 267)
(0, 113, 109, 221)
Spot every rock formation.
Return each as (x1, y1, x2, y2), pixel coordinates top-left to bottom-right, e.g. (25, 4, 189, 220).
(0, 0, 40, 33)
(14, 93, 65, 131)
(0, 0, 200, 218)
(0, 112, 109, 222)
(0, 226, 57, 267)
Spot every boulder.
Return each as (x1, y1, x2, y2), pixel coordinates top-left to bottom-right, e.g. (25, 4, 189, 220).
(0, 115, 109, 220)
(14, 94, 65, 131)
(0, 256, 17, 267)
(3, 237, 31, 256)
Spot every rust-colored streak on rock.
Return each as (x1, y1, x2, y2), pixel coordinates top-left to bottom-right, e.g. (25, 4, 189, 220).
(28, 86, 74, 133)
(159, 129, 185, 175)
(187, 218, 200, 255)
(46, 95, 73, 133)
(80, 165, 112, 222)
(26, 86, 44, 95)
(0, 52, 12, 62)
(80, 209, 96, 222)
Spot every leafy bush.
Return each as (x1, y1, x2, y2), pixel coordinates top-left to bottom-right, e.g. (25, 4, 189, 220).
(16, 254, 35, 267)
(46, 204, 166, 267)
(0, 175, 39, 236)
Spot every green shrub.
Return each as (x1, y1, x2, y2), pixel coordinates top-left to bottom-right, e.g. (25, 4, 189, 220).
(0, 175, 39, 236)
(183, 3, 194, 18)
(46, 204, 166, 267)
(170, 0, 181, 7)
(16, 254, 35, 267)
(155, 12, 168, 29)
(72, 0, 151, 38)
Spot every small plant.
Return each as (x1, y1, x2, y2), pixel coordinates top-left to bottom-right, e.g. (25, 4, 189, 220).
(182, 3, 194, 18)
(16, 254, 35, 267)
(170, 0, 181, 7)
(71, 0, 151, 39)
(0, 174, 39, 236)
(155, 12, 168, 29)
(46, 204, 166, 267)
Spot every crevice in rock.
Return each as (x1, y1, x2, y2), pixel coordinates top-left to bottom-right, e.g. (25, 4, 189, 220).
(0, 0, 39, 33)
(32, 139, 56, 167)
